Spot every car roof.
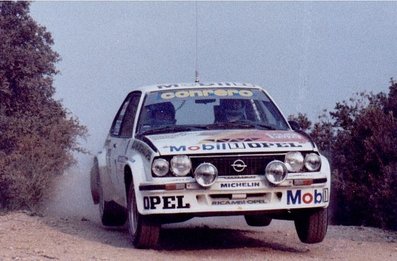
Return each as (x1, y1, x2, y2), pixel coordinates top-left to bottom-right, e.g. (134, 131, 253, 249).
(132, 82, 264, 93)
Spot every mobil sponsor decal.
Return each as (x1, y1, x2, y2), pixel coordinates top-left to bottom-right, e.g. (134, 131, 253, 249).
(167, 141, 303, 153)
(168, 142, 235, 152)
(286, 189, 329, 205)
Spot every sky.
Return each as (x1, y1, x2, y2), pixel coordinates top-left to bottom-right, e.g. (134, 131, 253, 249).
(29, 1, 397, 155)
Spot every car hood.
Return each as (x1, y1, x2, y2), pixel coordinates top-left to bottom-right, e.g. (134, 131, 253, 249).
(144, 129, 314, 155)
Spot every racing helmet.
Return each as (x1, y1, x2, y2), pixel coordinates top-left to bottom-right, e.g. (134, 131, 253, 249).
(221, 99, 246, 121)
(148, 102, 176, 125)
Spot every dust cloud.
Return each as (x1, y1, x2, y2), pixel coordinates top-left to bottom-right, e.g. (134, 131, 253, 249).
(41, 154, 99, 222)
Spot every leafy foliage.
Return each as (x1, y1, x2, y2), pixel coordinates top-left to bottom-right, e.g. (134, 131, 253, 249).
(0, 2, 86, 210)
(290, 84, 397, 230)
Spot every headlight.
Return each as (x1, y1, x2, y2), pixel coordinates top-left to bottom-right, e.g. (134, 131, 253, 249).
(152, 158, 169, 177)
(194, 163, 218, 187)
(170, 155, 192, 176)
(304, 153, 321, 171)
(265, 160, 288, 185)
(285, 152, 304, 172)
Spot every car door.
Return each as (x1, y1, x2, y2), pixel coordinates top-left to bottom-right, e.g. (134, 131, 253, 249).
(107, 92, 141, 198)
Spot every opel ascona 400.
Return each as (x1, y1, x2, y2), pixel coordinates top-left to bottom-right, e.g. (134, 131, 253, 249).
(90, 82, 331, 249)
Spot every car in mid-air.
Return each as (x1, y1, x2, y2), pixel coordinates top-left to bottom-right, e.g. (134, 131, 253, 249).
(90, 82, 330, 249)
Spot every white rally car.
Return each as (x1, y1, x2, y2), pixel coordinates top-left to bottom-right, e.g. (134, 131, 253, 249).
(90, 82, 330, 249)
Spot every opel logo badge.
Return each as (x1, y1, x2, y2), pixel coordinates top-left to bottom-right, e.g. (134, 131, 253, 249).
(231, 159, 247, 173)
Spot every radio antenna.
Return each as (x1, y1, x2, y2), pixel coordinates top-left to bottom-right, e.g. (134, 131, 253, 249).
(194, 1, 200, 83)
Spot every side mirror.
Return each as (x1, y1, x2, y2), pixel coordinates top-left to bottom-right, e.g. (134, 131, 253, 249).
(288, 120, 301, 131)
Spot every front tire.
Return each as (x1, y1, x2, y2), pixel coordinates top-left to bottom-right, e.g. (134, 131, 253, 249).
(294, 208, 328, 244)
(127, 181, 160, 249)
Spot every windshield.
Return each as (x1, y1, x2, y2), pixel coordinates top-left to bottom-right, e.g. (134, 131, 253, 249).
(136, 88, 289, 135)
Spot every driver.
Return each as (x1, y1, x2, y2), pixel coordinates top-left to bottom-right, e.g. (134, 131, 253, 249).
(148, 102, 176, 126)
(221, 99, 246, 122)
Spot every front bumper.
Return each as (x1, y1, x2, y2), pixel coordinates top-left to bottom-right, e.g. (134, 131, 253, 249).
(136, 175, 330, 215)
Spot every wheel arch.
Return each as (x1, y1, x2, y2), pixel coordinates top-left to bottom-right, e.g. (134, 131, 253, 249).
(123, 155, 149, 211)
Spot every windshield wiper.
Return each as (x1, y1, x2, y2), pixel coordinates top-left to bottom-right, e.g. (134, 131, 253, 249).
(253, 122, 275, 130)
(138, 125, 206, 136)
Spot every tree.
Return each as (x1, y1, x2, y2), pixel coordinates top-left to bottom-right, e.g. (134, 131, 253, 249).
(291, 86, 397, 230)
(0, 2, 86, 209)
(288, 112, 335, 159)
(288, 112, 312, 132)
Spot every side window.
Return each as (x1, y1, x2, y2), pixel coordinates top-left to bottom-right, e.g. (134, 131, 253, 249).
(110, 92, 141, 137)
(120, 93, 141, 137)
(111, 100, 129, 137)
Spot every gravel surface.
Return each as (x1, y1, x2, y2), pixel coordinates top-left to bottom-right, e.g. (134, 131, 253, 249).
(2, 162, 395, 260)
(0, 211, 396, 261)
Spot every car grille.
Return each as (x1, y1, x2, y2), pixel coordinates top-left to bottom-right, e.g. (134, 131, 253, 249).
(190, 154, 285, 176)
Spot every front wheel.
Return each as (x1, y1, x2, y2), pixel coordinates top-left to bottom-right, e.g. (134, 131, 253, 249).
(127, 181, 160, 249)
(294, 208, 328, 244)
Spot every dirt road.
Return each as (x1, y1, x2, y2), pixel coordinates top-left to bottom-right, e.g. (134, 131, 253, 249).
(0, 211, 396, 261)
(1, 163, 396, 261)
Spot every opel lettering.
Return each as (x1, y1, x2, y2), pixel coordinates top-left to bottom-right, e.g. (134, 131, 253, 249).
(143, 196, 190, 210)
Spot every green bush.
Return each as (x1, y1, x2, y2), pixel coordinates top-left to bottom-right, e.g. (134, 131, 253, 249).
(0, 2, 86, 210)
(289, 83, 397, 230)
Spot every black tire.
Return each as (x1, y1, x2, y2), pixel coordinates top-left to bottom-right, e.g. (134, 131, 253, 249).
(90, 158, 100, 204)
(127, 180, 160, 249)
(98, 180, 127, 226)
(244, 215, 272, 227)
(294, 208, 328, 244)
